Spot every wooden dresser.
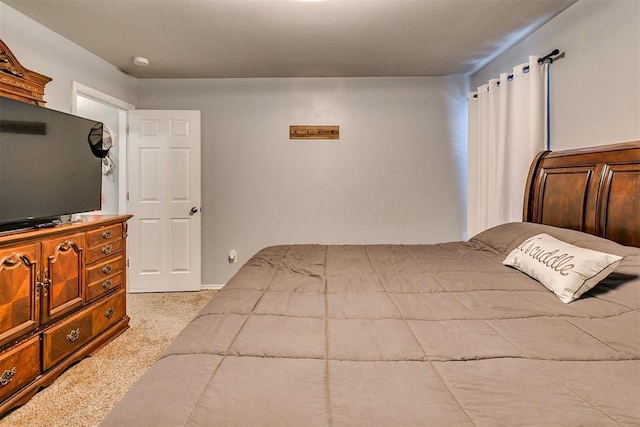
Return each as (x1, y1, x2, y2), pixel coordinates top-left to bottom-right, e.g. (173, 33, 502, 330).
(0, 215, 131, 415)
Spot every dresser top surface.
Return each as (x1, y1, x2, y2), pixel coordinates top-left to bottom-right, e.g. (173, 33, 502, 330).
(0, 215, 132, 246)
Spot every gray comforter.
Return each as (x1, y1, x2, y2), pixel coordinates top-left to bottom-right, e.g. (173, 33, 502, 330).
(102, 222, 640, 426)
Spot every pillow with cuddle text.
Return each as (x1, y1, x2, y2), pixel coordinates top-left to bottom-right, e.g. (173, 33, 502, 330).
(503, 233, 623, 303)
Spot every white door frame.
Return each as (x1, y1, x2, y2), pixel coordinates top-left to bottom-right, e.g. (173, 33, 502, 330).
(71, 82, 135, 216)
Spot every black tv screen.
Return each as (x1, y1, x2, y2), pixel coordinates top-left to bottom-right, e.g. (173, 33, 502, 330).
(0, 96, 103, 230)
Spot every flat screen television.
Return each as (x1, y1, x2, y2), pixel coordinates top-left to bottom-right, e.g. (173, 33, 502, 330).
(0, 96, 103, 231)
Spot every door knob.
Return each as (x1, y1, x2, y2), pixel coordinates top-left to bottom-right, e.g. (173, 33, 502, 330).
(189, 207, 199, 215)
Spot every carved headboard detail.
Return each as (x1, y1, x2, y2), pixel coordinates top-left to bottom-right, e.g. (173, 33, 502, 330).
(0, 38, 51, 105)
(524, 141, 640, 247)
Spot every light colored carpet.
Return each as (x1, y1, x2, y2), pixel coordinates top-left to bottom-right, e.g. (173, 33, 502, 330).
(0, 290, 217, 427)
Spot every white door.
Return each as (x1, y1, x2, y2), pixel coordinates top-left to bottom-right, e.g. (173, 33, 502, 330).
(127, 110, 201, 292)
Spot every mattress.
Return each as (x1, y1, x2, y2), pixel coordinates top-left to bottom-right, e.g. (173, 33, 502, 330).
(102, 222, 640, 426)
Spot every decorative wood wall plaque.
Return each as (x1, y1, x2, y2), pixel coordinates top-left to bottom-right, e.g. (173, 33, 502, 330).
(0, 38, 52, 105)
(290, 125, 339, 140)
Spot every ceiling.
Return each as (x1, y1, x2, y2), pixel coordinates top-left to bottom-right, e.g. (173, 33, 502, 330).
(4, 0, 577, 79)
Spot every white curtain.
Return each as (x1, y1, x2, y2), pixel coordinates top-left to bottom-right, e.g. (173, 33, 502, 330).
(467, 55, 547, 238)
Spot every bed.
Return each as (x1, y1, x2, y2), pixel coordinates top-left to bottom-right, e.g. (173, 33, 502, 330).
(102, 141, 640, 426)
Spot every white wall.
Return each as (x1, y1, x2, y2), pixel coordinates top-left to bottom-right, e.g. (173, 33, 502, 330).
(470, 0, 640, 150)
(0, 2, 137, 112)
(138, 76, 468, 285)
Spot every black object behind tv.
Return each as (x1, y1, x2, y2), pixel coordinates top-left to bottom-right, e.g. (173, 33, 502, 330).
(0, 96, 103, 231)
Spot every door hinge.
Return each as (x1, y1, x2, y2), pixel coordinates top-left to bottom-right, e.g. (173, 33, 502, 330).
(127, 259, 130, 268)
(126, 192, 130, 201)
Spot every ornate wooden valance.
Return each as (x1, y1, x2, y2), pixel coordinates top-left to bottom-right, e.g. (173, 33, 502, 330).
(0, 38, 52, 105)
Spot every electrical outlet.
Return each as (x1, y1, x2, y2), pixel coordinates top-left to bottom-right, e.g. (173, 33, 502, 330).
(228, 250, 238, 263)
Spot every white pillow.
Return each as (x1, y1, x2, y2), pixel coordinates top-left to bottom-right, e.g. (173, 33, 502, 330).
(503, 233, 623, 303)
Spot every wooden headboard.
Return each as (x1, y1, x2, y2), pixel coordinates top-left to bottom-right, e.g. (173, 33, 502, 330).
(524, 141, 640, 247)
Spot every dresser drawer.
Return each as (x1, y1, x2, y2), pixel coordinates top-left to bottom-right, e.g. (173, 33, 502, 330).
(42, 310, 93, 370)
(0, 336, 40, 402)
(86, 238, 123, 264)
(92, 291, 126, 336)
(86, 224, 123, 248)
(87, 271, 123, 301)
(86, 256, 124, 284)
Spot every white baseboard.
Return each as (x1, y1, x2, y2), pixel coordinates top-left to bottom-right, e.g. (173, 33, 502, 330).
(201, 283, 225, 290)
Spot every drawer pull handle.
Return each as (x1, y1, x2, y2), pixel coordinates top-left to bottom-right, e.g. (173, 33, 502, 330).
(0, 367, 16, 386)
(102, 279, 113, 289)
(66, 328, 80, 343)
(102, 264, 112, 274)
(41, 277, 51, 298)
(102, 244, 113, 255)
(105, 307, 115, 319)
(102, 230, 112, 239)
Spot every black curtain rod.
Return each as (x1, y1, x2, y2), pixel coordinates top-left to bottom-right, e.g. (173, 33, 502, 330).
(538, 49, 560, 64)
(521, 48, 560, 74)
(471, 48, 561, 99)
